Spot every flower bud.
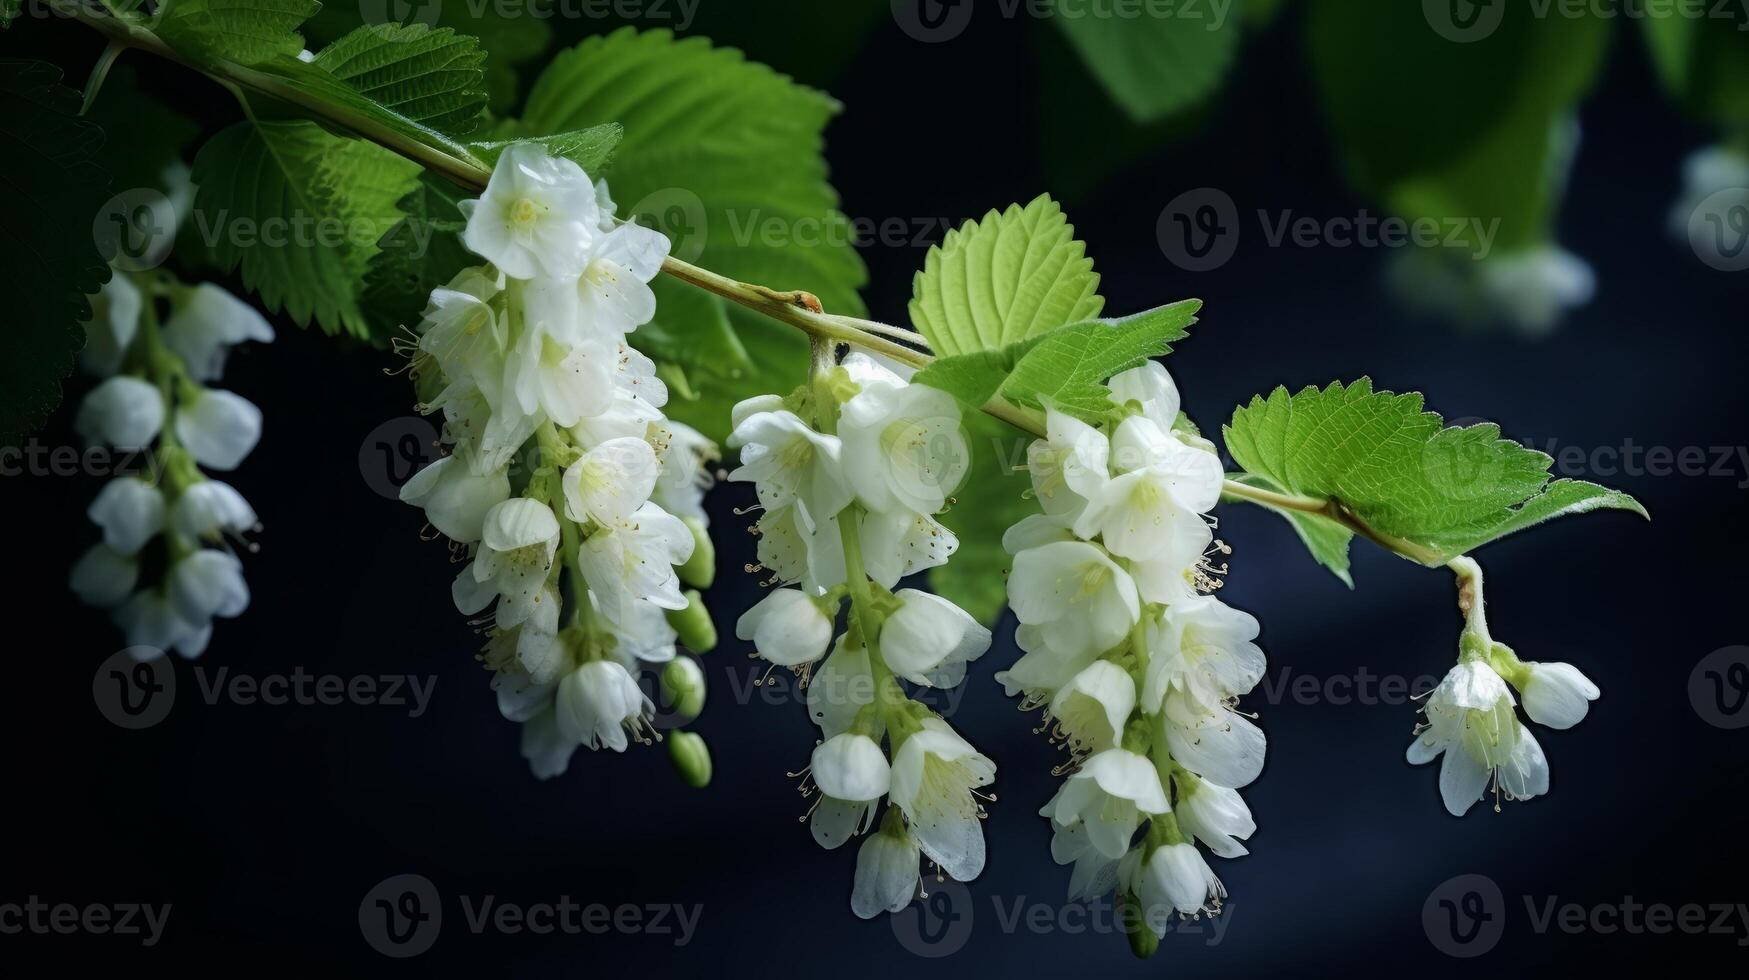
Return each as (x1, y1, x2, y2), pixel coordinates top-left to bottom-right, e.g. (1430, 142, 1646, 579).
(667, 730, 712, 788)
(677, 516, 715, 588)
(660, 656, 707, 723)
(665, 589, 718, 653)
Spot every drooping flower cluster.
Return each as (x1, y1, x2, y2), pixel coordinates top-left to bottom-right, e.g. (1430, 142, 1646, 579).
(728, 352, 996, 918)
(399, 143, 717, 783)
(997, 361, 1265, 941)
(70, 271, 271, 659)
(1406, 556, 1600, 816)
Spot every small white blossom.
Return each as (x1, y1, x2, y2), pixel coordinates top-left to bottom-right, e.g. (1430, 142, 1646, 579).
(460, 498, 561, 628)
(1141, 595, 1266, 715)
(555, 659, 651, 753)
(1407, 660, 1549, 815)
(172, 480, 259, 542)
(879, 589, 990, 688)
(87, 477, 165, 556)
(1172, 774, 1255, 859)
(1047, 660, 1136, 755)
(168, 549, 250, 625)
(70, 544, 138, 608)
(1130, 842, 1225, 923)
(75, 376, 163, 449)
(1008, 540, 1140, 659)
(175, 388, 263, 470)
(1042, 748, 1171, 860)
(851, 823, 920, 919)
(811, 733, 891, 802)
(161, 282, 274, 381)
(1516, 660, 1599, 730)
(888, 718, 995, 882)
(460, 142, 600, 280)
(736, 587, 834, 667)
(399, 455, 510, 543)
(81, 274, 143, 377)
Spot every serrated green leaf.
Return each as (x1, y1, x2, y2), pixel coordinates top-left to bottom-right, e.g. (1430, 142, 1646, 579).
(190, 119, 420, 340)
(1223, 379, 1647, 572)
(1225, 472, 1355, 587)
(1050, 0, 1241, 123)
(909, 194, 1103, 358)
(0, 59, 112, 445)
(309, 23, 487, 135)
(512, 28, 867, 442)
(1000, 301, 1200, 423)
(156, 0, 320, 67)
(469, 123, 622, 174)
(912, 347, 1029, 412)
(360, 172, 473, 334)
(930, 412, 1035, 625)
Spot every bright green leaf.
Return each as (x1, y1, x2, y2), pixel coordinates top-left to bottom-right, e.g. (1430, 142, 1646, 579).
(1000, 301, 1200, 422)
(309, 23, 487, 135)
(909, 194, 1103, 358)
(1050, 0, 1242, 123)
(469, 124, 622, 174)
(156, 0, 320, 67)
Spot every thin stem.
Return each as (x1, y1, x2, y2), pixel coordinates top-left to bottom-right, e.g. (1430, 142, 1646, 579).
(80, 40, 124, 116)
(67, 4, 1443, 570)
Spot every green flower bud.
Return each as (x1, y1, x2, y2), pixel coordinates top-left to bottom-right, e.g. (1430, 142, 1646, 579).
(660, 656, 707, 723)
(665, 590, 718, 653)
(667, 730, 712, 788)
(677, 516, 716, 588)
(1122, 889, 1159, 959)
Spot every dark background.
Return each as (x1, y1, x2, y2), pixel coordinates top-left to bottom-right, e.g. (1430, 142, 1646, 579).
(4, 2, 1746, 974)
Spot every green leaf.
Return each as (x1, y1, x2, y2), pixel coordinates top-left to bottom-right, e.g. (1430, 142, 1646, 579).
(190, 119, 420, 340)
(83, 64, 200, 194)
(911, 347, 1029, 412)
(0, 59, 112, 445)
(1223, 379, 1647, 573)
(156, 0, 320, 67)
(469, 123, 623, 174)
(1307, 1, 1610, 252)
(512, 28, 868, 442)
(909, 194, 1103, 358)
(931, 412, 1034, 625)
(1643, 12, 1749, 131)
(1, 0, 22, 28)
(1050, 0, 1242, 123)
(360, 171, 473, 335)
(1000, 301, 1200, 422)
(308, 23, 487, 135)
(633, 279, 751, 380)
(1225, 472, 1355, 587)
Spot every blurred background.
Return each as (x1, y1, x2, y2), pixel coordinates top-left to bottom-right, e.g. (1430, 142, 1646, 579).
(2, 0, 1746, 973)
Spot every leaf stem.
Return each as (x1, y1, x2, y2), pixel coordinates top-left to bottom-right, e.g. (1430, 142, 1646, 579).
(1218, 480, 1446, 566)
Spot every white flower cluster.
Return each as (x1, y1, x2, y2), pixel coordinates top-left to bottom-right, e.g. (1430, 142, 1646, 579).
(69, 271, 271, 659)
(399, 144, 717, 781)
(997, 361, 1265, 939)
(1406, 557, 1600, 816)
(727, 353, 997, 919)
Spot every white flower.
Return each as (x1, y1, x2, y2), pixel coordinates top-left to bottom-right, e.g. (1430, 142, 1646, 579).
(1141, 595, 1266, 715)
(81, 274, 143, 377)
(1049, 822, 1123, 902)
(161, 283, 274, 381)
(399, 455, 509, 543)
(1002, 513, 1074, 554)
(1407, 661, 1549, 816)
(994, 623, 1099, 702)
(175, 388, 262, 470)
(1027, 408, 1110, 525)
(888, 718, 996, 882)
(1127, 514, 1214, 604)
(168, 549, 250, 624)
(70, 544, 138, 608)
(1074, 416, 1222, 560)
(75, 376, 163, 449)
(562, 436, 659, 530)
(503, 282, 617, 428)
(603, 595, 680, 664)
(808, 637, 874, 737)
(1107, 361, 1181, 432)
(810, 796, 878, 851)
(172, 480, 259, 542)
(555, 659, 651, 752)
(651, 420, 716, 520)
(462, 498, 561, 628)
(1477, 246, 1595, 336)
(727, 407, 853, 525)
(1172, 775, 1255, 859)
(577, 501, 693, 624)
(838, 369, 968, 515)
(115, 590, 210, 658)
(735, 587, 834, 667)
(1043, 748, 1170, 860)
(520, 706, 577, 779)
(1131, 842, 1225, 921)
(812, 733, 891, 802)
(879, 589, 990, 688)
(514, 586, 566, 683)
(1008, 540, 1139, 659)
(1668, 145, 1749, 241)
(1161, 689, 1268, 789)
(492, 665, 556, 723)
(418, 267, 507, 395)
(1047, 660, 1136, 755)
(851, 823, 920, 919)
(88, 477, 164, 555)
(1517, 660, 1599, 730)
(577, 221, 669, 336)
(460, 142, 600, 280)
